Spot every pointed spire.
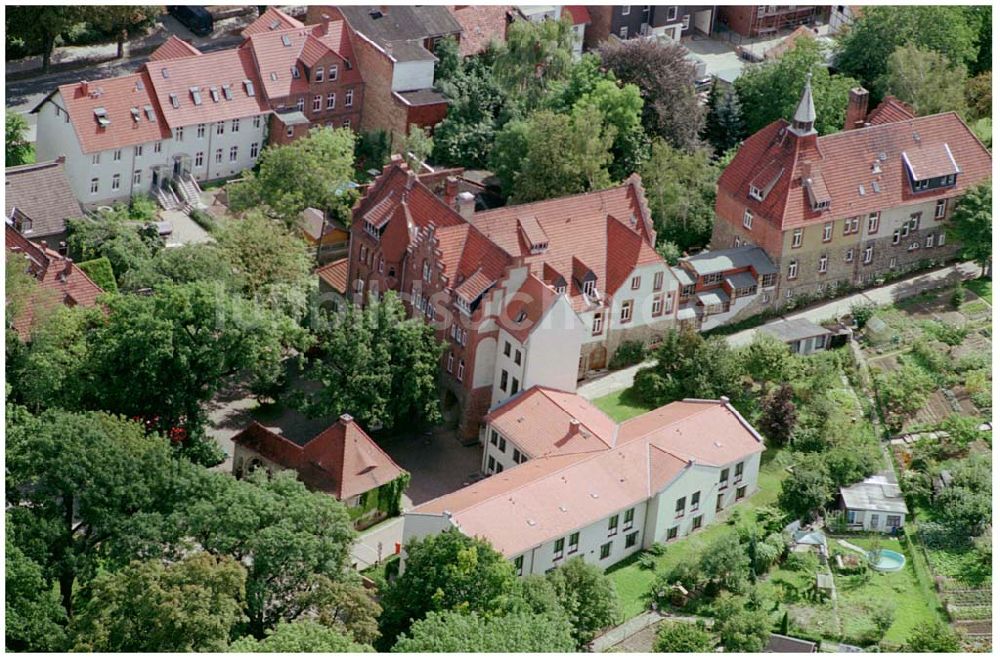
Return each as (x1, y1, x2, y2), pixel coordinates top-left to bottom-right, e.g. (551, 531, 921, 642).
(790, 72, 816, 136)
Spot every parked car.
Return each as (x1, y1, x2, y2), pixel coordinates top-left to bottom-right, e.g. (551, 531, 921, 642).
(167, 6, 214, 37)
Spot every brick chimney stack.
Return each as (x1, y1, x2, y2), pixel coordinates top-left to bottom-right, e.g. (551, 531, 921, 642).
(444, 176, 459, 207)
(80, 80, 89, 96)
(456, 191, 475, 220)
(844, 87, 869, 131)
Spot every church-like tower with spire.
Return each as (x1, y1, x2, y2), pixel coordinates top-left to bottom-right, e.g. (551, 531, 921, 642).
(709, 74, 991, 313)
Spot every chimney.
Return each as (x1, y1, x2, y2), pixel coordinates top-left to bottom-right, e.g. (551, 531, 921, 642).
(801, 161, 812, 183)
(55, 155, 66, 165)
(444, 176, 459, 207)
(456, 191, 475, 220)
(339, 413, 354, 425)
(79, 80, 89, 96)
(720, 396, 730, 405)
(569, 418, 581, 435)
(390, 153, 405, 168)
(844, 87, 869, 131)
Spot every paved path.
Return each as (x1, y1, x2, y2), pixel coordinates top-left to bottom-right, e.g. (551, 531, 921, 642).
(578, 262, 980, 400)
(352, 515, 406, 571)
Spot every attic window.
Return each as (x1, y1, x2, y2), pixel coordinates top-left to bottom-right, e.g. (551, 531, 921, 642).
(270, 72, 278, 81)
(93, 107, 110, 127)
(168, 93, 180, 109)
(858, 184, 866, 196)
(134, 79, 144, 91)
(209, 86, 219, 103)
(515, 310, 528, 323)
(144, 105, 155, 121)
(130, 107, 141, 122)
(872, 180, 881, 193)
(281, 34, 292, 47)
(369, 8, 383, 18)
(243, 79, 255, 96)
(291, 66, 301, 79)
(190, 86, 202, 105)
(749, 185, 763, 201)
(161, 67, 169, 78)
(812, 200, 830, 211)
(871, 161, 882, 175)
(222, 84, 233, 101)
(269, 20, 280, 30)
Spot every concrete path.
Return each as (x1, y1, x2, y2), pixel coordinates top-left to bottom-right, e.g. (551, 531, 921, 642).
(578, 261, 980, 400)
(352, 514, 406, 571)
(837, 539, 868, 556)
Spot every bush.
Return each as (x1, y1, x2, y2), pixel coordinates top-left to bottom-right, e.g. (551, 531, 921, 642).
(76, 256, 118, 293)
(653, 621, 714, 652)
(647, 542, 667, 556)
(609, 340, 647, 370)
(783, 551, 819, 573)
(638, 554, 657, 571)
(128, 195, 159, 222)
(189, 209, 217, 233)
(922, 320, 969, 346)
(951, 282, 965, 308)
(851, 301, 878, 328)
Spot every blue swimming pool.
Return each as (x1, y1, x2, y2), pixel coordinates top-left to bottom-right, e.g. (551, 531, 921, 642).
(869, 549, 906, 572)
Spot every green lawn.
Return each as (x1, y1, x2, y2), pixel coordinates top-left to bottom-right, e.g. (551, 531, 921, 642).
(606, 448, 791, 620)
(592, 388, 653, 422)
(965, 278, 992, 304)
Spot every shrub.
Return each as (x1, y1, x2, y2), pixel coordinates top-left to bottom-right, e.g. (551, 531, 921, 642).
(783, 551, 819, 573)
(638, 554, 657, 571)
(128, 194, 159, 222)
(951, 282, 965, 308)
(851, 301, 878, 328)
(922, 320, 969, 346)
(653, 621, 714, 652)
(76, 256, 118, 293)
(189, 209, 217, 233)
(609, 340, 647, 370)
(647, 542, 667, 556)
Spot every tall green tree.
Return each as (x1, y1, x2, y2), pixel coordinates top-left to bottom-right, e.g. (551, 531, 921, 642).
(758, 384, 797, 447)
(392, 610, 576, 652)
(378, 529, 516, 646)
(698, 533, 752, 596)
(653, 621, 714, 652)
(119, 243, 242, 293)
(228, 127, 357, 224)
(5, 112, 32, 166)
(633, 328, 741, 407)
(491, 107, 614, 203)
(964, 71, 991, 121)
(777, 454, 833, 522)
(713, 594, 773, 652)
(546, 558, 619, 647)
(881, 45, 968, 117)
(398, 124, 434, 169)
(639, 140, 719, 252)
(66, 213, 163, 284)
(493, 17, 574, 108)
(229, 621, 373, 652)
(6, 6, 80, 71)
(965, 5, 992, 77)
(182, 471, 358, 638)
(307, 291, 443, 432)
(5, 529, 68, 652)
(69, 553, 247, 652)
(736, 39, 859, 136)
(702, 81, 746, 155)
(84, 6, 158, 58)
(600, 38, 704, 151)
(6, 407, 202, 616)
(947, 182, 992, 276)
(835, 6, 978, 95)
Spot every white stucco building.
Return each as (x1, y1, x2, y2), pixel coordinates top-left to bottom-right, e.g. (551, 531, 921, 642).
(403, 389, 765, 575)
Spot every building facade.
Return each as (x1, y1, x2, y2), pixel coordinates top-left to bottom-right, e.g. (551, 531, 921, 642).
(716, 5, 821, 38)
(585, 5, 715, 46)
(712, 79, 992, 311)
(403, 389, 764, 575)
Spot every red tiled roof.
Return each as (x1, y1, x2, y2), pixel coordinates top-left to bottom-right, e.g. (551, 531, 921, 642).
(764, 25, 815, 60)
(241, 6, 305, 36)
(719, 112, 993, 230)
(563, 5, 591, 25)
(144, 47, 269, 128)
(231, 416, 405, 501)
(449, 5, 513, 56)
(470, 177, 660, 305)
(866, 95, 915, 126)
(244, 21, 360, 101)
(415, 389, 764, 557)
(6, 223, 103, 337)
(316, 258, 349, 294)
(500, 274, 560, 343)
(51, 72, 171, 154)
(605, 215, 661, 295)
(148, 35, 202, 61)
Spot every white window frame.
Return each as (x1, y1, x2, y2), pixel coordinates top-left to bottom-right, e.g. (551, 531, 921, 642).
(867, 211, 880, 234)
(743, 209, 753, 230)
(863, 245, 873, 264)
(787, 260, 798, 280)
(791, 228, 803, 248)
(592, 312, 603, 335)
(345, 89, 354, 107)
(620, 300, 633, 323)
(90, 178, 99, 195)
(823, 222, 832, 242)
(313, 95, 322, 112)
(133, 169, 142, 185)
(935, 199, 946, 219)
(250, 142, 259, 159)
(315, 67, 324, 82)
(195, 152, 204, 167)
(329, 64, 338, 80)
(327, 92, 336, 109)
(845, 248, 854, 263)
(229, 146, 238, 162)
(818, 255, 828, 273)
(296, 97, 305, 112)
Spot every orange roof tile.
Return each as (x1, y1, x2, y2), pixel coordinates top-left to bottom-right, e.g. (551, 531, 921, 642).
(50, 72, 170, 154)
(316, 258, 349, 294)
(231, 415, 405, 500)
(148, 35, 202, 61)
(499, 274, 560, 343)
(6, 223, 104, 337)
(144, 47, 269, 128)
(416, 389, 764, 556)
(719, 112, 992, 230)
(865, 95, 915, 126)
(241, 6, 305, 36)
(449, 5, 513, 56)
(563, 5, 591, 25)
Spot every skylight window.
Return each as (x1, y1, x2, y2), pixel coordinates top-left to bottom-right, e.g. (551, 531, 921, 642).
(144, 105, 155, 121)
(131, 107, 141, 122)
(243, 79, 255, 97)
(168, 93, 179, 109)
(281, 34, 292, 47)
(161, 68, 169, 79)
(269, 20, 280, 30)
(270, 72, 278, 81)
(872, 180, 881, 193)
(222, 84, 233, 101)
(93, 107, 110, 127)
(190, 86, 202, 105)
(210, 86, 220, 103)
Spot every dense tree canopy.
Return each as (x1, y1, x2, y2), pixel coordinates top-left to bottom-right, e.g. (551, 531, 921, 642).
(69, 553, 247, 652)
(600, 38, 704, 151)
(228, 127, 357, 224)
(306, 291, 443, 432)
(639, 140, 719, 253)
(6, 6, 81, 70)
(5, 113, 31, 166)
(66, 212, 163, 284)
(229, 621, 373, 652)
(882, 45, 968, 118)
(778, 454, 834, 522)
(493, 17, 574, 108)
(5, 530, 68, 652)
(653, 620, 714, 652)
(835, 6, 979, 96)
(546, 557, 619, 646)
(735, 39, 859, 136)
(633, 328, 741, 407)
(713, 594, 773, 652)
(947, 182, 993, 277)
(392, 610, 576, 652)
(87, 6, 158, 57)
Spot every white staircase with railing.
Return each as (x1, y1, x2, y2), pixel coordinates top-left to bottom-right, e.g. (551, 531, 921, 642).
(176, 174, 206, 210)
(154, 185, 181, 211)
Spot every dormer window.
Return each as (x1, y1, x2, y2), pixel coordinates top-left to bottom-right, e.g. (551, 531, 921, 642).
(169, 93, 180, 109)
(749, 185, 763, 201)
(555, 285, 566, 294)
(190, 86, 202, 105)
(210, 86, 220, 103)
(243, 79, 255, 97)
(582, 280, 596, 297)
(130, 107, 141, 122)
(457, 298, 472, 315)
(222, 84, 233, 101)
(363, 220, 380, 238)
(812, 199, 830, 212)
(291, 66, 301, 79)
